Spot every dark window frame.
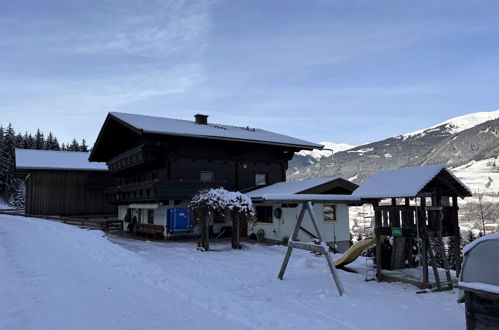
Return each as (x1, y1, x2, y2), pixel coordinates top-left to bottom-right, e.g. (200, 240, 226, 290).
(255, 173, 267, 186)
(200, 171, 215, 182)
(324, 204, 336, 221)
(255, 206, 273, 223)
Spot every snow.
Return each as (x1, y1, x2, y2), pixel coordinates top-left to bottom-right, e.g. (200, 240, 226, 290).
(255, 194, 361, 203)
(459, 282, 499, 295)
(246, 177, 343, 198)
(452, 158, 499, 193)
(15, 149, 107, 171)
(353, 165, 471, 199)
(402, 109, 499, 139)
(110, 112, 322, 150)
(0, 214, 465, 330)
(297, 141, 355, 160)
(0, 199, 11, 209)
(462, 232, 499, 255)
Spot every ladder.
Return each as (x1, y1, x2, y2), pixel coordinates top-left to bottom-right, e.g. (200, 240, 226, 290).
(278, 202, 345, 296)
(421, 212, 453, 291)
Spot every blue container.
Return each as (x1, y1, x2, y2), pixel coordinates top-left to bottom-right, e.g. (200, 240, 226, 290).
(167, 208, 194, 233)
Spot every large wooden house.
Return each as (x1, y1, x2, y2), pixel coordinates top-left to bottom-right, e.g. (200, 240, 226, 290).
(89, 112, 321, 236)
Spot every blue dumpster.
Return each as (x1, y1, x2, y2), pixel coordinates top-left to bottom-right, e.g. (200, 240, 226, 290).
(167, 208, 194, 233)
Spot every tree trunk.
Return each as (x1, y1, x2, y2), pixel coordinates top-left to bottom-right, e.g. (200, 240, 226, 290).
(199, 208, 209, 251)
(232, 213, 241, 249)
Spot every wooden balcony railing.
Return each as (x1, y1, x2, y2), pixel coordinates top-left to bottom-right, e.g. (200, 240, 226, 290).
(104, 179, 226, 204)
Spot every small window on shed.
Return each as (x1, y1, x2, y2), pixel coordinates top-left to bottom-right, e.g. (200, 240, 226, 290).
(255, 173, 267, 186)
(324, 205, 336, 221)
(256, 206, 273, 223)
(200, 171, 214, 182)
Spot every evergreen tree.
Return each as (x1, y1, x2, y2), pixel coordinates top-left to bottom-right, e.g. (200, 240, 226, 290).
(67, 139, 80, 152)
(79, 139, 88, 152)
(462, 230, 476, 248)
(23, 132, 34, 149)
(15, 133, 24, 148)
(0, 126, 5, 198)
(13, 179, 26, 209)
(2, 123, 16, 201)
(34, 129, 45, 150)
(61, 143, 66, 151)
(45, 132, 60, 151)
(446, 236, 459, 271)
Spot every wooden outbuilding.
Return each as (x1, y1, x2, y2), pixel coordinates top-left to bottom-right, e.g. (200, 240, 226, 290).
(15, 149, 116, 216)
(352, 165, 472, 290)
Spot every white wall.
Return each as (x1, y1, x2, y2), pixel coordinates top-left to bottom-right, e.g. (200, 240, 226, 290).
(249, 202, 351, 252)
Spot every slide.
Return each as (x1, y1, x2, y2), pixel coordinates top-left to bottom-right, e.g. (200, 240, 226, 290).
(335, 236, 377, 268)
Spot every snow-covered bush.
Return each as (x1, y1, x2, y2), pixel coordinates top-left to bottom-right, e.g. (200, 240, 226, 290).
(189, 188, 255, 218)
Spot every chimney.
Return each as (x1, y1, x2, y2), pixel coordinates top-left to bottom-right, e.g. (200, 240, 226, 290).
(194, 114, 208, 125)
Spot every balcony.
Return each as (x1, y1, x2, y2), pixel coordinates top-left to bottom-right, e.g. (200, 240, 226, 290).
(107, 145, 159, 174)
(104, 179, 226, 204)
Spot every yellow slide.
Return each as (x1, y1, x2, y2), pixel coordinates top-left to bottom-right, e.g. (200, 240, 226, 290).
(335, 236, 377, 268)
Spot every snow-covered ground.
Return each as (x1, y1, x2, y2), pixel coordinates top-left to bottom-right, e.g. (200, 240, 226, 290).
(453, 158, 499, 194)
(0, 215, 465, 330)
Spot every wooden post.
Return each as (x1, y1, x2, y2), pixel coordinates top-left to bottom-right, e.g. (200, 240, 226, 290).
(373, 201, 383, 281)
(420, 197, 429, 285)
(278, 203, 306, 280)
(453, 196, 462, 276)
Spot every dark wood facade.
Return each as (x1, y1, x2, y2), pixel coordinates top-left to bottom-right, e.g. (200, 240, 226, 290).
(90, 114, 306, 205)
(24, 170, 116, 216)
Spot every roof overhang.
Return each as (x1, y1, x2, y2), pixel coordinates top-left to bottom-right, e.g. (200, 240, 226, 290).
(252, 194, 363, 205)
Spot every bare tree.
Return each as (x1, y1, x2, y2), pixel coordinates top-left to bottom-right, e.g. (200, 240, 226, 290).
(466, 189, 499, 235)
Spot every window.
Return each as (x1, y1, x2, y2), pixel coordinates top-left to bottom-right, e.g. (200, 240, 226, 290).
(256, 206, 273, 223)
(324, 205, 336, 221)
(255, 173, 267, 186)
(200, 171, 214, 182)
(147, 209, 154, 224)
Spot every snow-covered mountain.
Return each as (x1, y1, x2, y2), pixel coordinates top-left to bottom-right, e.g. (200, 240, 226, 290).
(402, 110, 499, 139)
(297, 142, 354, 161)
(289, 109, 499, 191)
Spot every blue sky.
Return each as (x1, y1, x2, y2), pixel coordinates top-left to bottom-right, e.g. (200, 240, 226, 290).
(1, 0, 499, 146)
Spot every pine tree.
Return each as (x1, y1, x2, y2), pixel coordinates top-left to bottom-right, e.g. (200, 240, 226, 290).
(2, 123, 16, 202)
(68, 139, 80, 152)
(23, 132, 34, 149)
(446, 236, 459, 271)
(79, 139, 88, 152)
(61, 143, 66, 151)
(34, 129, 45, 150)
(462, 230, 476, 248)
(15, 133, 24, 148)
(0, 126, 5, 199)
(44, 132, 60, 151)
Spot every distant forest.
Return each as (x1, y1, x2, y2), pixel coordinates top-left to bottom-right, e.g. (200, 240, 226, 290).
(0, 122, 89, 206)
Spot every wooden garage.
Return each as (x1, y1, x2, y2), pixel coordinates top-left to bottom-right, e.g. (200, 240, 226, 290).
(15, 149, 116, 216)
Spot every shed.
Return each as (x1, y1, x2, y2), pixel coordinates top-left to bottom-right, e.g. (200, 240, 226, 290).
(459, 233, 499, 330)
(15, 149, 116, 216)
(247, 177, 359, 252)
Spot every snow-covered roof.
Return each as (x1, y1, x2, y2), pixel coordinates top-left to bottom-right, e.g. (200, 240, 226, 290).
(252, 194, 361, 203)
(15, 149, 107, 171)
(246, 177, 341, 198)
(463, 232, 499, 255)
(352, 165, 471, 199)
(110, 112, 322, 150)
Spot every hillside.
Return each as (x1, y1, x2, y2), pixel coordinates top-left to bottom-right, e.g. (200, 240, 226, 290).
(289, 110, 499, 189)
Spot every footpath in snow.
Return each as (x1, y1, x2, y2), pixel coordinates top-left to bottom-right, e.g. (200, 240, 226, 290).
(0, 215, 465, 330)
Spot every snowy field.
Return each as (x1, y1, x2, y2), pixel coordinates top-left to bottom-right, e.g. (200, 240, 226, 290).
(0, 215, 465, 330)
